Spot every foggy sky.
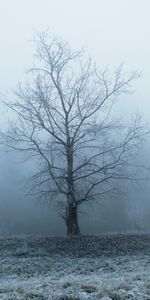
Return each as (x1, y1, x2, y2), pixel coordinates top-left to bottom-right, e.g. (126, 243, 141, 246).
(0, 0, 150, 235)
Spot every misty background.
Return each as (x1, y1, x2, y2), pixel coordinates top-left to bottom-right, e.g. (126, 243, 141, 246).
(0, 0, 150, 235)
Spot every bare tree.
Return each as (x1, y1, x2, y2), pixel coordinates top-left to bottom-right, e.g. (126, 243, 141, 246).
(0, 33, 147, 236)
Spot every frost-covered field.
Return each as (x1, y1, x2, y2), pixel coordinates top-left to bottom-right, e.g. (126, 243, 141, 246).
(0, 234, 150, 300)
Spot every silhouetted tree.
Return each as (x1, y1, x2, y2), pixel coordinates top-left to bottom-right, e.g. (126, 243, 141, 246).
(0, 33, 147, 236)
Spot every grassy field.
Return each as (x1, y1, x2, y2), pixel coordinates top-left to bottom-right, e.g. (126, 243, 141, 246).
(0, 234, 150, 299)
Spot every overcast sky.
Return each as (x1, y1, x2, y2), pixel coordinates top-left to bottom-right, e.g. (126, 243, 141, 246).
(0, 0, 149, 113)
(0, 0, 150, 234)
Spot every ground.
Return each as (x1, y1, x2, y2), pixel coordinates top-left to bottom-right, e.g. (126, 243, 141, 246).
(0, 234, 150, 300)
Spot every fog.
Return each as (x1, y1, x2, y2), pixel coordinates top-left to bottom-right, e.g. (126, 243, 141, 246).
(0, 0, 150, 235)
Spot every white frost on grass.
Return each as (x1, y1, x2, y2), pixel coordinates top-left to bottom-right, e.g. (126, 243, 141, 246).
(0, 234, 150, 299)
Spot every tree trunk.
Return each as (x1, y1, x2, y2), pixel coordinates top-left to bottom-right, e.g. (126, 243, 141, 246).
(66, 204, 80, 236)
